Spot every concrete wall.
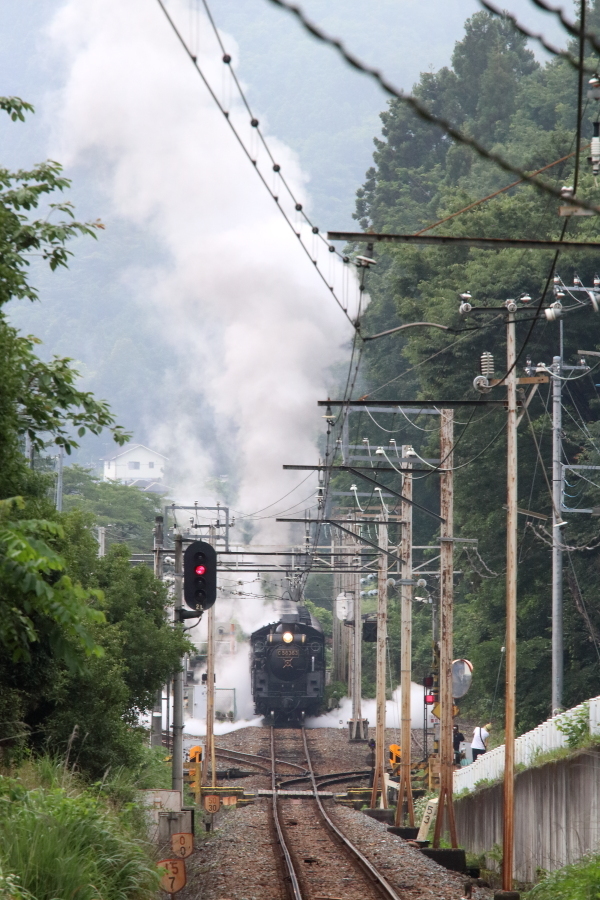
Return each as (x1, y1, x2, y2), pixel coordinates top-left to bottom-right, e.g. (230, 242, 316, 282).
(455, 748, 600, 883)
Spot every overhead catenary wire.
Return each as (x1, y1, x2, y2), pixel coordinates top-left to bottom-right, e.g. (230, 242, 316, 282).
(155, 0, 360, 333)
(265, 0, 600, 215)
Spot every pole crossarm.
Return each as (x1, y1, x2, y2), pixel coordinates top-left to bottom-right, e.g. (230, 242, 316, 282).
(343, 466, 444, 522)
(277, 517, 404, 564)
(283, 463, 433, 473)
(319, 399, 517, 408)
(327, 231, 600, 251)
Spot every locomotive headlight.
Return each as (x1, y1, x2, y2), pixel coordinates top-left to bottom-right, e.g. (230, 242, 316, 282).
(282, 631, 294, 643)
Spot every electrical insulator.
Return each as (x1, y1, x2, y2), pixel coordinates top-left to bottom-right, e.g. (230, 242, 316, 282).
(594, 275, 600, 287)
(574, 274, 583, 286)
(591, 121, 600, 177)
(545, 302, 563, 322)
(459, 291, 472, 314)
(480, 351, 495, 378)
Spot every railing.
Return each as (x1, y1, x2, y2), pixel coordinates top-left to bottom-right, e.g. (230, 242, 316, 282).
(453, 695, 600, 794)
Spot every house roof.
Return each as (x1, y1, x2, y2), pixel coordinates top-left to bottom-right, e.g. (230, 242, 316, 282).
(103, 443, 168, 462)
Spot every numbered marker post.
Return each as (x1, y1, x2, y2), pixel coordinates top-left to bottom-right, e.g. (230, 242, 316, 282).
(158, 859, 187, 895)
(203, 794, 221, 814)
(170, 832, 193, 859)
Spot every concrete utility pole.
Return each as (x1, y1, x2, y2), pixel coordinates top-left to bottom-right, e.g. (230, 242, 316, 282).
(503, 310, 518, 892)
(332, 534, 343, 683)
(396, 446, 415, 825)
(370, 508, 389, 809)
(551, 353, 564, 715)
(97, 526, 106, 558)
(55, 447, 64, 512)
(172, 534, 184, 794)
(433, 410, 458, 848)
(151, 516, 164, 749)
(203, 526, 217, 788)
(349, 522, 368, 741)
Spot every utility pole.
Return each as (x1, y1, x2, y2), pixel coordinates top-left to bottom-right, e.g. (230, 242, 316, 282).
(433, 410, 458, 847)
(55, 447, 64, 512)
(370, 507, 388, 809)
(97, 526, 106, 558)
(172, 533, 184, 794)
(203, 526, 217, 788)
(151, 515, 164, 749)
(396, 446, 415, 825)
(551, 353, 564, 715)
(503, 310, 518, 892)
(349, 522, 368, 741)
(332, 534, 343, 683)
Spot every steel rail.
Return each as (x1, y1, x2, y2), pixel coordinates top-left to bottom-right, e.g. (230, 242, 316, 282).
(270, 728, 304, 900)
(216, 744, 307, 773)
(278, 769, 371, 787)
(302, 728, 403, 900)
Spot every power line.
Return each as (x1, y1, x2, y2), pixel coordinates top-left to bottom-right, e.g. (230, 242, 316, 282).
(529, 0, 600, 56)
(414, 145, 587, 236)
(265, 0, 600, 215)
(155, 0, 360, 333)
(480, 0, 598, 74)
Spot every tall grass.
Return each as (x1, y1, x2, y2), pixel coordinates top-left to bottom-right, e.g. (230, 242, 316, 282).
(526, 853, 600, 899)
(0, 756, 159, 900)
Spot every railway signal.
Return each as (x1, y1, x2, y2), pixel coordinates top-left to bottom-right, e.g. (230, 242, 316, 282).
(183, 540, 217, 611)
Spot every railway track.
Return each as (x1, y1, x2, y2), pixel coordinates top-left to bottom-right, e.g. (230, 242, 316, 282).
(270, 727, 403, 900)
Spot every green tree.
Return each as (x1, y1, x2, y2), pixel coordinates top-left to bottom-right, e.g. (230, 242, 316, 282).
(62, 465, 163, 553)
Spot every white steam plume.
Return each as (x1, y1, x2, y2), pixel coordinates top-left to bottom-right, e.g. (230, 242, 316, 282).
(47, 0, 357, 535)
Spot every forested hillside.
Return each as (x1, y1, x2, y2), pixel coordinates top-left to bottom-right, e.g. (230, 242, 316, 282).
(324, 8, 600, 731)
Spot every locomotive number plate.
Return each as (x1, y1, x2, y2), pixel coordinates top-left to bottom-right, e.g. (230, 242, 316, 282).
(276, 648, 299, 657)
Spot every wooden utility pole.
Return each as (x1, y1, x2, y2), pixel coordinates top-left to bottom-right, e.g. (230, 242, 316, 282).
(370, 508, 388, 809)
(503, 311, 518, 890)
(433, 409, 458, 847)
(172, 534, 184, 794)
(396, 447, 415, 825)
(203, 527, 217, 788)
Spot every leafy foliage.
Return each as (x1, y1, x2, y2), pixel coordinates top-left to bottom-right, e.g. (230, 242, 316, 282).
(62, 465, 163, 553)
(0, 497, 104, 665)
(0, 100, 183, 776)
(556, 703, 590, 749)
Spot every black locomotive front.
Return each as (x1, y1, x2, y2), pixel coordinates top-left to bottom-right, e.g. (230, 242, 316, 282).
(250, 607, 324, 722)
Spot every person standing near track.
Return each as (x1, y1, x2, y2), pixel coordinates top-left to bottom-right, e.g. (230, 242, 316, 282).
(453, 724, 465, 766)
(471, 723, 490, 761)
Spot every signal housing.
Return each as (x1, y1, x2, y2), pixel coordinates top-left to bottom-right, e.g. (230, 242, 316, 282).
(183, 540, 217, 611)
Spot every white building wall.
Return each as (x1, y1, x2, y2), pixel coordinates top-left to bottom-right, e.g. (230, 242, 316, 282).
(103, 444, 166, 483)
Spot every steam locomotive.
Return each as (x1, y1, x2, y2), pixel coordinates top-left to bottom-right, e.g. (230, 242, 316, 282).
(250, 605, 325, 722)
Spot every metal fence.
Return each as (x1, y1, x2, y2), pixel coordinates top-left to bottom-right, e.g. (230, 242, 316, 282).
(454, 695, 600, 794)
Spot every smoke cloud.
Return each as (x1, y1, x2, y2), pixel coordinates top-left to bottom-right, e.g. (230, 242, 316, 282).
(47, 0, 356, 533)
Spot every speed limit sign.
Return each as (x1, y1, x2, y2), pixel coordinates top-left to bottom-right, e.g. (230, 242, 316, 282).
(170, 832, 193, 859)
(158, 859, 187, 894)
(203, 794, 221, 814)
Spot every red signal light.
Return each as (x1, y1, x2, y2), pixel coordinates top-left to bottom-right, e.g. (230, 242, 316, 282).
(425, 694, 435, 704)
(195, 565, 206, 576)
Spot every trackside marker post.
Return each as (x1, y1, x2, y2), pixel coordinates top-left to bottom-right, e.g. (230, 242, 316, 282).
(158, 859, 186, 895)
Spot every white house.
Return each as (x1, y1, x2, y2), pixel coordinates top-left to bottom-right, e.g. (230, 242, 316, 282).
(103, 444, 167, 485)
